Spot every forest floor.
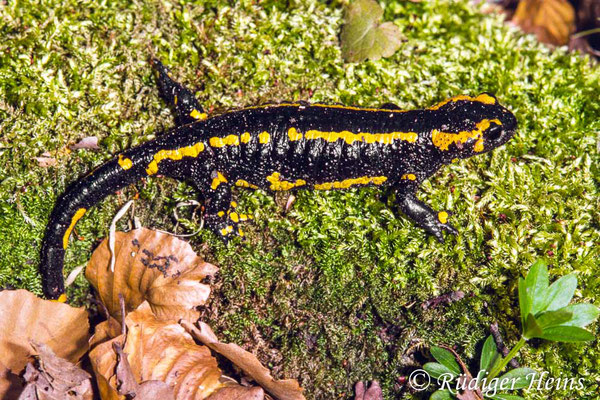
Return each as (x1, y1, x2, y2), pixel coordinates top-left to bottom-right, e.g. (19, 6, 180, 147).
(1, 0, 599, 398)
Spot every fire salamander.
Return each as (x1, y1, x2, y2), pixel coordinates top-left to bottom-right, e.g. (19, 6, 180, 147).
(40, 60, 517, 300)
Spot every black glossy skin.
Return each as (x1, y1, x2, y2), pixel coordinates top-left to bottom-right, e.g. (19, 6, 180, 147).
(40, 60, 517, 299)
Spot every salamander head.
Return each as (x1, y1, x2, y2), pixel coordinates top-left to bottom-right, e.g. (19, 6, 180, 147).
(430, 93, 517, 160)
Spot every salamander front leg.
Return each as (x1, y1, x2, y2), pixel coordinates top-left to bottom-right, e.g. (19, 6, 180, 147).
(151, 58, 207, 126)
(202, 172, 250, 241)
(395, 190, 458, 242)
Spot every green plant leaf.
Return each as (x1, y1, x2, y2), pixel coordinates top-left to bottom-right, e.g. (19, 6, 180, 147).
(545, 274, 577, 311)
(431, 346, 461, 376)
(559, 304, 600, 328)
(496, 368, 537, 390)
(431, 389, 456, 400)
(480, 335, 501, 374)
(535, 309, 573, 329)
(424, 362, 457, 380)
(524, 260, 549, 315)
(487, 394, 525, 400)
(522, 313, 543, 340)
(539, 325, 596, 342)
(518, 277, 530, 330)
(340, 0, 402, 62)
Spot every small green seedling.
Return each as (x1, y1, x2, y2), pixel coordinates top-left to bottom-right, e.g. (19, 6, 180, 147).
(424, 259, 599, 399)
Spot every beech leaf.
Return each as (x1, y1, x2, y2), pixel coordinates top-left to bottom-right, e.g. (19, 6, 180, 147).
(0, 290, 89, 373)
(18, 342, 93, 400)
(85, 228, 218, 323)
(512, 0, 575, 45)
(182, 320, 305, 400)
(340, 0, 402, 62)
(89, 303, 227, 400)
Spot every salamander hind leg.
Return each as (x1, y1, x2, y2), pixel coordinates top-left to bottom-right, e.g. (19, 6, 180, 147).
(202, 171, 250, 241)
(394, 189, 458, 242)
(151, 58, 207, 126)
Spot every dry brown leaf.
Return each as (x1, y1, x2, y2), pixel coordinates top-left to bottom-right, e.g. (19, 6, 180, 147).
(0, 290, 89, 373)
(207, 386, 264, 400)
(70, 136, 99, 150)
(18, 342, 93, 400)
(182, 320, 305, 400)
(354, 381, 383, 400)
(0, 360, 23, 399)
(89, 317, 123, 351)
(512, 0, 575, 45)
(85, 228, 218, 323)
(34, 152, 57, 167)
(89, 332, 125, 400)
(90, 303, 227, 400)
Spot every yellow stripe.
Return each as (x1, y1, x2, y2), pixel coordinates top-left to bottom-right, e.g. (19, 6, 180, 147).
(146, 142, 205, 175)
(303, 129, 418, 145)
(267, 172, 306, 191)
(209, 135, 240, 147)
(190, 109, 208, 120)
(63, 208, 86, 249)
(240, 132, 251, 143)
(431, 118, 502, 152)
(52, 293, 68, 303)
(243, 102, 408, 113)
(235, 179, 258, 189)
(118, 155, 133, 170)
(428, 94, 496, 110)
(258, 131, 270, 144)
(288, 127, 302, 141)
(211, 172, 228, 190)
(314, 176, 388, 190)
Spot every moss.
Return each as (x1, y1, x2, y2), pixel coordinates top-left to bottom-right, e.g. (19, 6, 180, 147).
(1, 0, 599, 398)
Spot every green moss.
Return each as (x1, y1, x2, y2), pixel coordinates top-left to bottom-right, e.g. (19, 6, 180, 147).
(1, 0, 599, 398)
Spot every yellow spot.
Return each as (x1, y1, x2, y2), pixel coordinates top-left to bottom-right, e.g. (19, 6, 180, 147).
(428, 94, 497, 110)
(230, 201, 237, 208)
(174, 95, 178, 105)
(240, 132, 251, 143)
(288, 127, 303, 141)
(235, 179, 258, 189)
(63, 208, 86, 249)
(259, 131, 270, 144)
(230, 212, 239, 222)
(209, 135, 240, 147)
(304, 129, 418, 145)
(267, 172, 307, 191)
(190, 109, 207, 120)
(438, 211, 449, 224)
(314, 176, 388, 190)
(146, 142, 205, 175)
(211, 172, 228, 190)
(219, 225, 234, 236)
(452, 158, 459, 163)
(239, 213, 250, 221)
(52, 293, 68, 303)
(238, 229, 244, 237)
(118, 155, 133, 170)
(431, 119, 502, 152)
(401, 174, 416, 181)
(218, 211, 225, 217)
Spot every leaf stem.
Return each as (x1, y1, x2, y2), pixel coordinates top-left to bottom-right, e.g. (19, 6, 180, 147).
(487, 337, 527, 381)
(572, 28, 600, 40)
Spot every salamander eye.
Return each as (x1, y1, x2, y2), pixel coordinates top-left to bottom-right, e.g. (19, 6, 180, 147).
(486, 123, 503, 142)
